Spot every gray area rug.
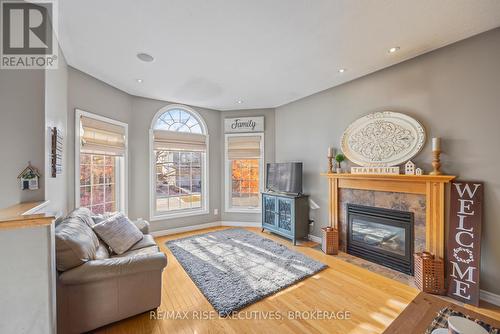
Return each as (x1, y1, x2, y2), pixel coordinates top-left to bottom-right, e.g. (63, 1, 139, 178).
(166, 228, 327, 316)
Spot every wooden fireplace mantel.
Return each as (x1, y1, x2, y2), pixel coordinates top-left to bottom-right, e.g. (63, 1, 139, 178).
(321, 173, 456, 258)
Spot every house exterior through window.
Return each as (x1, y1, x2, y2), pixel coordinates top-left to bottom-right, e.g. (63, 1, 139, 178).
(150, 105, 208, 220)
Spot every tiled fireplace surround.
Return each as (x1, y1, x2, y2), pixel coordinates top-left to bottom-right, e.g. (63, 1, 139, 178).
(338, 189, 427, 254)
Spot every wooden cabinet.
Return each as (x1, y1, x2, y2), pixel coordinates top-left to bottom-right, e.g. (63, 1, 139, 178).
(262, 192, 309, 245)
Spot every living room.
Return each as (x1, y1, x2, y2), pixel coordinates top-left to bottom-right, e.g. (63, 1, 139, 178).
(0, 1, 499, 333)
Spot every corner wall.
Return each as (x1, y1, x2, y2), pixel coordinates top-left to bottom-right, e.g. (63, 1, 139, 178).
(44, 48, 69, 215)
(129, 97, 222, 231)
(274, 28, 500, 294)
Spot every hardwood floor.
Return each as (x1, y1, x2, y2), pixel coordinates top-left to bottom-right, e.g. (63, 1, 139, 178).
(95, 226, 499, 334)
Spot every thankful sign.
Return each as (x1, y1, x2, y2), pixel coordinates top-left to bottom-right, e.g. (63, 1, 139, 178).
(224, 116, 264, 133)
(447, 181, 483, 306)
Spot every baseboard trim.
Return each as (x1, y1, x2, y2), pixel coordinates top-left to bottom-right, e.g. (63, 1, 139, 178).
(481, 289, 500, 306)
(150, 221, 263, 237)
(150, 222, 221, 237)
(220, 221, 261, 228)
(308, 234, 322, 243)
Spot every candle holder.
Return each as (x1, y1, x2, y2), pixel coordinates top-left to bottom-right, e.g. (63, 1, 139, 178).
(430, 150, 442, 175)
(328, 156, 334, 173)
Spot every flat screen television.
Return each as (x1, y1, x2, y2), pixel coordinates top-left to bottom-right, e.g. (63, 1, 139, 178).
(266, 162, 303, 194)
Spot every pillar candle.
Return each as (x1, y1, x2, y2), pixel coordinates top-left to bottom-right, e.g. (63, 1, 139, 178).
(432, 137, 441, 151)
(328, 147, 334, 158)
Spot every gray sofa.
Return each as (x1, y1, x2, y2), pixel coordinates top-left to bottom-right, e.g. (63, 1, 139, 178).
(55, 208, 167, 334)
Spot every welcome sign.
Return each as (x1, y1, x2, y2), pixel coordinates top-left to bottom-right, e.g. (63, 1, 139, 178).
(224, 116, 264, 133)
(447, 181, 483, 306)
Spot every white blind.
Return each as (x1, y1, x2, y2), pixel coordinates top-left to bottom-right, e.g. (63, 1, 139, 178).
(227, 135, 261, 159)
(153, 130, 207, 152)
(80, 116, 126, 156)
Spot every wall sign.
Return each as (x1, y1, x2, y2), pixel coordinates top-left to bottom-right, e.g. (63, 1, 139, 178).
(447, 181, 483, 306)
(224, 116, 264, 133)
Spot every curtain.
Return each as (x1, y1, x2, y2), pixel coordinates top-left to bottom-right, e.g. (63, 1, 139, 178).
(80, 116, 126, 156)
(153, 130, 207, 151)
(227, 135, 261, 159)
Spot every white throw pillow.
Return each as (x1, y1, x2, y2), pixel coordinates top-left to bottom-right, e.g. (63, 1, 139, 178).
(92, 213, 143, 255)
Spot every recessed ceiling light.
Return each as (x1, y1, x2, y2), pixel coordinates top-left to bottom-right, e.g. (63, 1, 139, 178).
(236, 100, 243, 104)
(388, 46, 400, 53)
(137, 53, 154, 62)
(136, 79, 143, 83)
(338, 68, 346, 73)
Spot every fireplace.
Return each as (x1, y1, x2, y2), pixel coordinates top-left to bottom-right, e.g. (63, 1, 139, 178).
(347, 204, 414, 275)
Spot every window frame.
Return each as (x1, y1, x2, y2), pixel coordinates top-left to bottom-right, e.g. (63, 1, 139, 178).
(224, 132, 265, 213)
(149, 104, 209, 221)
(75, 109, 128, 214)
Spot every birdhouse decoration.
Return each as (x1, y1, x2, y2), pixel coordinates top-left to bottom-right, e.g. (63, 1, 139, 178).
(405, 160, 416, 175)
(18, 162, 41, 190)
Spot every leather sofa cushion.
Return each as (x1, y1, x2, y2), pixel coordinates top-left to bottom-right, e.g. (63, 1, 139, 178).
(59, 250, 167, 285)
(55, 217, 100, 271)
(93, 213, 143, 255)
(127, 234, 157, 252)
(68, 207, 95, 228)
(95, 240, 110, 260)
(111, 245, 160, 258)
(133, 219, 150, 234)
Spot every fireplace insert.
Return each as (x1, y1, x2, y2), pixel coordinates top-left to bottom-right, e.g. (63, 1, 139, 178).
(346, 204, 414, 275)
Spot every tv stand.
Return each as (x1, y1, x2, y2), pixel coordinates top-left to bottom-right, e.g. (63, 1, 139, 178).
(261, 192, 309, 245)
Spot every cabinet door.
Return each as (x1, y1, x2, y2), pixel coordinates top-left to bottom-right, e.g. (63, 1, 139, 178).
(263, 195, 277, 228)
(277, 198, 293, 234)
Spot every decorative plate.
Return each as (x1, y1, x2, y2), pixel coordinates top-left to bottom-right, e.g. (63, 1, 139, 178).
(341, 111, 426, 167)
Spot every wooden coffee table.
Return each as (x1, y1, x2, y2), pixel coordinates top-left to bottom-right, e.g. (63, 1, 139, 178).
(384, 293, 500, 333)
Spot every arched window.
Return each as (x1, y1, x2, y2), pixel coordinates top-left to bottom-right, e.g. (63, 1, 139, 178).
(150, 105, 208, 219)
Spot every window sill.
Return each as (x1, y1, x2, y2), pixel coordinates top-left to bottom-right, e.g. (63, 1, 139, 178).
(225, 208, 262, 214)
(150, 208, 209, 221)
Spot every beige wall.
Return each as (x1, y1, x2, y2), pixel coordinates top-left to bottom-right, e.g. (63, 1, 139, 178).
(0, 69, 45, 208)
(275, 28, 500, 294)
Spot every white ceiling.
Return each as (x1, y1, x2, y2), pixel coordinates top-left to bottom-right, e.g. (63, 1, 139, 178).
(59, 0, 500, 111)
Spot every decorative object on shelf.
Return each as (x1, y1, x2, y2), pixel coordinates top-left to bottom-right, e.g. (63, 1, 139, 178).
(327, 147, 334, 173)
(18, 162, 41, 190)
(224, 116, 264, 133)
(430, 137, 442, 175)
(405, 160, 416, 175)
(414, 251, 445, 295)
(447, 181, 483, 306)
(351, 166, 400, 175)
(415, 167, 423, 175)
(51, 127, 63, 177)
(334, 153, 345, 173)
(341, 111, 426, 167)
(321, 226, 339, 255)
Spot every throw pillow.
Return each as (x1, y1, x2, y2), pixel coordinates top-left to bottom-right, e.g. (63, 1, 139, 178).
(92, 213, 143, 254)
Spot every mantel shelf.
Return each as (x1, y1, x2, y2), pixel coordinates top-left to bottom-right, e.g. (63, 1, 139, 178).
(320, 173, 456, 183)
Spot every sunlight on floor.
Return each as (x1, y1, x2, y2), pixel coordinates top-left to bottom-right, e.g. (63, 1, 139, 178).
(349, 297, 411, 334)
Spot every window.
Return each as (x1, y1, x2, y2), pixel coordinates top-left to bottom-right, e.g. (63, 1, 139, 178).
(225, 133, 264, 212)
(79, 154, 118, 214)
(76, 110, 127, 214)
(150, 105, 208, 220)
